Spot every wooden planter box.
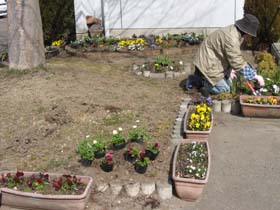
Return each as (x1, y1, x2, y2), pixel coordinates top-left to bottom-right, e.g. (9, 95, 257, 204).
(183, 106, 213, 139)
(240, 95, 280, 118)
(172, 139, 210, 201)
(0, 171, 93, 210)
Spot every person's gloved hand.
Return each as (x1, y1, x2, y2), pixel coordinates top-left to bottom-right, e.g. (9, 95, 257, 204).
(230, 69, 237, 80)
(254, 75, 265, 86)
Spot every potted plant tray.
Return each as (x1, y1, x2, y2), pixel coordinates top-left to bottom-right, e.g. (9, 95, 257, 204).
(183, 106, 213, 139)
(240, 95, 280, 118)
(172, 139, 211, 201)
(0, 171, 93, 210)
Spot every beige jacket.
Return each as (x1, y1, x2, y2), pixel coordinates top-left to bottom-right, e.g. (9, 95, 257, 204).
(193, 25, 247, 85)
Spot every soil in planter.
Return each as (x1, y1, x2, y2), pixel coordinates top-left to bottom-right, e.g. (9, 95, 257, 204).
(175, 142, 208, 180)
(0, 173, 87, 195)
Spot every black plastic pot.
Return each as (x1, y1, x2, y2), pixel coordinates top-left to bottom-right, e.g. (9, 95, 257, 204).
(124, 152, 136, 163)
(101, 163, 114, 172)
(130, 137, 144, 144)
(94, 150, 105, 159)
(134, 163, 147, 174)
(112, 142, 126, 150)
(145, 150, 159, 161)
(81, 159, 93, 167)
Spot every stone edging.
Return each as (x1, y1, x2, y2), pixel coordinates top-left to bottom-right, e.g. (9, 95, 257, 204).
(132, 63, 193, 79)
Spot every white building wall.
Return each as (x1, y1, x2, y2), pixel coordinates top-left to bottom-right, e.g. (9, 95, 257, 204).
(74, 0, 245, 37)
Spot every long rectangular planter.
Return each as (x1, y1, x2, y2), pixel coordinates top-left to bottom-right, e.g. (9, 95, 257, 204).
(0, 171, 93, 210)
(183, 106, 213, 139)
(172, 139, 210, 201)
(240, 95, 280, 118)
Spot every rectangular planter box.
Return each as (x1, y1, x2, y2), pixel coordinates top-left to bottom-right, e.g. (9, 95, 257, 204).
(240, 95, 280, 118)
(0, 171, 93, 210)
(172, 139, 210, 201)
(183, 106, 213, 139)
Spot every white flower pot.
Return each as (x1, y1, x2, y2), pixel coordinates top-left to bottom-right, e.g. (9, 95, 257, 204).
(221, 100, 231, 113)
(143, 70, 151, 77)
(212, 100, 221, 112)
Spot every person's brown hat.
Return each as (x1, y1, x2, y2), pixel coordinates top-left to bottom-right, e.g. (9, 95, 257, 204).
(235, 14, 260, 37)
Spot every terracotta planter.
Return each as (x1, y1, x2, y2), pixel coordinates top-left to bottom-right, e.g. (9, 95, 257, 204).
(183, 106, 213, 139)
(172, 139, 211, 201)
(240, 95, 280, 118)
(0, 171, 93, 210)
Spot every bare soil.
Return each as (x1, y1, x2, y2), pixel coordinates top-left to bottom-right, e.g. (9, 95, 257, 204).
(0, 52, 191, 209)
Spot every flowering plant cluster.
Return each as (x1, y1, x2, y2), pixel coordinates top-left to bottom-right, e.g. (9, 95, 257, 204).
(0, 172, 83, 194)
(183, 142, 208, 179)
(128, 125, 150, 142)
(51, 39, 64, 47)
(117, 38, 146, 51)
(77, 139, 95, 161)
(134, 151, 150, 167)
(188, 104, 212, 131)
(111, 127, 125, 145)
(125, 144, 140, 159)
(91, 136, 106, 154)
(101, 153, 113, 165)
(146, 143, 160, 154)
(52, 175, 81, 193)
(246, 96, 279, 105)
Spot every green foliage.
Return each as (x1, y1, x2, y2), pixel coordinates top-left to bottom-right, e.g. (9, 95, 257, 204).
(91, 136, 106, 153)
(146, 143, 160, 154)
(39, 0, 76, 45)
(244, 0, 280, 47)
(111, 131, 125, 145)
(128, 127, 150, 141)
(255, 51, 276, 78)
(77, 139, 95, 161)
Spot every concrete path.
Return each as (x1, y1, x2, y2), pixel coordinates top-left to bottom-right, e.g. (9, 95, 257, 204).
(178, 112, 280, 210)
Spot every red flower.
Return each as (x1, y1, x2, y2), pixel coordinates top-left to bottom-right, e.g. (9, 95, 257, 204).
(66, 177, 73, 185)
(36, 178, 42, 184)
(139, 151, 146, 159)
(154, 143, 160, 150)
(53, 180, 62, 191)
(105, 153, 113, 163)
(16, 171, 24, 177)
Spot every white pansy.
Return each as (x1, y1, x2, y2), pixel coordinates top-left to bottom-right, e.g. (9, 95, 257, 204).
(190, 165, 196, 170)
(93, 140, 97, 144)
(142, 64, 146, 68)
(113, 130, 118, 135)
(260, 88, 268, 92)
(179, 61, 183, 65)
(273, 84, 280, 93)
(266, 78, 271, 81)
(136, 120, 140, 123)
(132, 125, 137, 129)
(118, 127, 123, 131)
(86, 135, 90, 138)
(170, 66, 174, 70)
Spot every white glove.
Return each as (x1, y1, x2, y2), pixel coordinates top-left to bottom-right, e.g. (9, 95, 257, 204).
(230, 69, 237, 80)
(254, 75, 265, 86)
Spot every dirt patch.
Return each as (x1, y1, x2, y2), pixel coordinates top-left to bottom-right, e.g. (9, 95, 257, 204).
(0, 53, 187, 184)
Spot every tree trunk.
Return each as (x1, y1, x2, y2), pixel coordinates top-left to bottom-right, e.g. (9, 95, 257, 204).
(8, 0, 45, 70)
